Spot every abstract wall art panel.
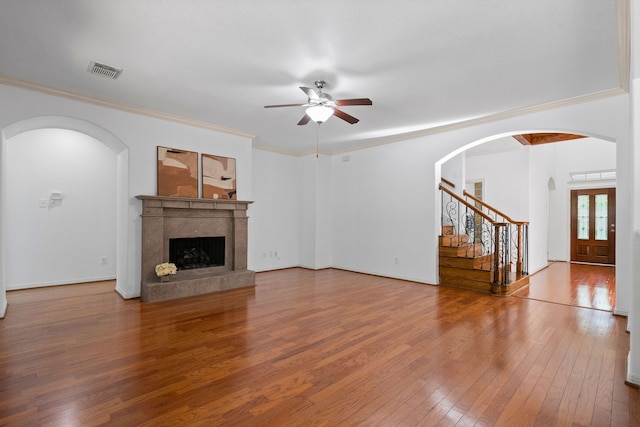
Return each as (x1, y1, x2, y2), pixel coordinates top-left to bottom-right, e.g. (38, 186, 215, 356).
(157, 146, 198, 198)
(201, 154, 237, 200)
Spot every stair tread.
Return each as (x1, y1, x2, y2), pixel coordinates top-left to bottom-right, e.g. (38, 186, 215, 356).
(439, 243, 484, 258)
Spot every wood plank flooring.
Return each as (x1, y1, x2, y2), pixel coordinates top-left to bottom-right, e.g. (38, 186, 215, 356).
(514, 262, 616, 311)
(0, 268, 638, 426)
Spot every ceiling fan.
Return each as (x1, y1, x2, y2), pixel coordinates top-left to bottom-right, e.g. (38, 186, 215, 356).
(264, 80, 372, 125)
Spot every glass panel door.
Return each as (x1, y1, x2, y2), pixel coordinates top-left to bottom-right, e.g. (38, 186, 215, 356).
(577, 195, 589, 240)
(595, 194, 608, 241)
(571, 188, 615, 264)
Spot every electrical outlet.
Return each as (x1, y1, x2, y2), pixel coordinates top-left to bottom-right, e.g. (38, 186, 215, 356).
(394, 256, 399, 264)
(39, 199, 47, 208)
(101, 257, 108, 265)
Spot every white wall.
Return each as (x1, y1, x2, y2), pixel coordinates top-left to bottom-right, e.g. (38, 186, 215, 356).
(296, 153, 333, 270)
(331, 139, 434, 282)
(544, 138, 616, 261)
(624, 0, 640, 386)
(0, 84, 254, 300)
(527, 143, 555, 273)
(298, 154, 317, 269)
(329, 94, 630, 293)
(463, 137, 616, 272)
(0, 84, 632, 328)
(0, 115, 6, 316)
(466, 141, 530, 220)
(441, 151, 465, 191)
(251, 148, 300, 271)
(5, 129, 117, 289)
(316, 154, 333, 269)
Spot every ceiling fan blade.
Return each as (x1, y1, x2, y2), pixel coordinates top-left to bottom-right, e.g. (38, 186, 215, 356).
(336, 98, 373, 106)
(300, 86, 319, 100)
(333, 109, 359, 124)
(297, 114, 311, 126)
(264, 103, 304, 108)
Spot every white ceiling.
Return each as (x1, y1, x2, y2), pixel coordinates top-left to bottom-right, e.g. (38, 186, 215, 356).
(0, 1, 625, 154)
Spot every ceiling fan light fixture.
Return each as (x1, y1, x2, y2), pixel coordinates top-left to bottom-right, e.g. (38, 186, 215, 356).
(306, 106, 334, 123)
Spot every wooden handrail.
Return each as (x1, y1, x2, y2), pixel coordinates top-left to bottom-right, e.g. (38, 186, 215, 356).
(439, 184, 496, 224)
(440, 177, 456, 189)
(440, 183, 529, 279)
(462, 190, 529, 226)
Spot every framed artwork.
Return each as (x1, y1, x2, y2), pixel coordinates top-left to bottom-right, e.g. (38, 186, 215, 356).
(157, 146, 198, 198)
(201, 154, 237, 200)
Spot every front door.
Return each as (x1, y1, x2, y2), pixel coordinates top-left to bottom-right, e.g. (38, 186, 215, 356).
(570, 188, 615, 264)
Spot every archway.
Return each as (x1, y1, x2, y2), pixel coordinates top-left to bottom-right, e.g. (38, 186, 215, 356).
(435, 130, 616, 288)
(1, 116, 130, 310)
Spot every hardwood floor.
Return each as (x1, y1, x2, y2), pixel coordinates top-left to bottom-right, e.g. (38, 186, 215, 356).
(0, 268, 638, 426)
(514, 262, 616, 311)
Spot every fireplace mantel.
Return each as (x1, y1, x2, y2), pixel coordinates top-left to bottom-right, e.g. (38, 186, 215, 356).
(137, 195, 255, 302)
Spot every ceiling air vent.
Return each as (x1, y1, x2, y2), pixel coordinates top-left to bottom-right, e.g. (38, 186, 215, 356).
(87, 61, 122, 79)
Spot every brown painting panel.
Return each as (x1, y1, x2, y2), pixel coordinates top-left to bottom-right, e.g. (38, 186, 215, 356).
(157, 147, 198, 198)
(201, 154, 237, 200)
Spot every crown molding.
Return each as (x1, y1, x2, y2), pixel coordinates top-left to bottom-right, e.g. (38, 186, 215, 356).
(252, 143, 302, 157)
(252, 142, 331, 157)
(1, 63, 627, 159)
(0, 75, 256, 140)
(329, 87, 627, 156)
(258, 86, 627, 158)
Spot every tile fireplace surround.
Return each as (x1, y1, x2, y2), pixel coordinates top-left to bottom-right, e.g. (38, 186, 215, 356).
(137, 195, 255, 302)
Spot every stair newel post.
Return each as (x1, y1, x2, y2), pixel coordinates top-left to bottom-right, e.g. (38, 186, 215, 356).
(456, 196, 461, 243)
(502, 224, 510, 285)
(493, 223, 500, 284)
(516, 223, 523, 276)
(493, 222, 510, 286)
(523, 223, 529, 275)
(440, 189, 444, 234)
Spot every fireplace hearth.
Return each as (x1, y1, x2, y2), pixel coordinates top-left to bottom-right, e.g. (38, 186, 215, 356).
(137, 195, 255, 302)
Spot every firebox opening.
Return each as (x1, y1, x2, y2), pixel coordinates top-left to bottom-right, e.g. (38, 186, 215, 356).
(169, 236, 225, 270)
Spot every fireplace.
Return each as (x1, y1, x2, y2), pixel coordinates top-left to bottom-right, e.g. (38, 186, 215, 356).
(170, 236, 225, 270)
(137, 195, 255, 302)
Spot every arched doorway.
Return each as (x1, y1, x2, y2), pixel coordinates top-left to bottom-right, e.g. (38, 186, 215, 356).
(437, 131, 617, 308)
(1, 116, 130, 309)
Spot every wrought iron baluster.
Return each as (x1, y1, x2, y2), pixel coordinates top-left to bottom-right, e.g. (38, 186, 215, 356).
(440, 184, 529, 288)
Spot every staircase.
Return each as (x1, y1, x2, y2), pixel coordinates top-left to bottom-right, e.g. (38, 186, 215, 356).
(439, 182, 530, 295)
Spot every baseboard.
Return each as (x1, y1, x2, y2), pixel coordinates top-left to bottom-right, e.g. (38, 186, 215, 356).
(115, 285, 139, 299)
(254, 264, 299, 273)
(296, 263, 332, 271)
(0, 298, 7, 319)
(626, 353, 640, 387)
(330, 266, 435, 286)
(6, 276, 116, 291)
(527, 262, 551, 276)
(256, 264, 435, 285)
(614, 308, 629, 317)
